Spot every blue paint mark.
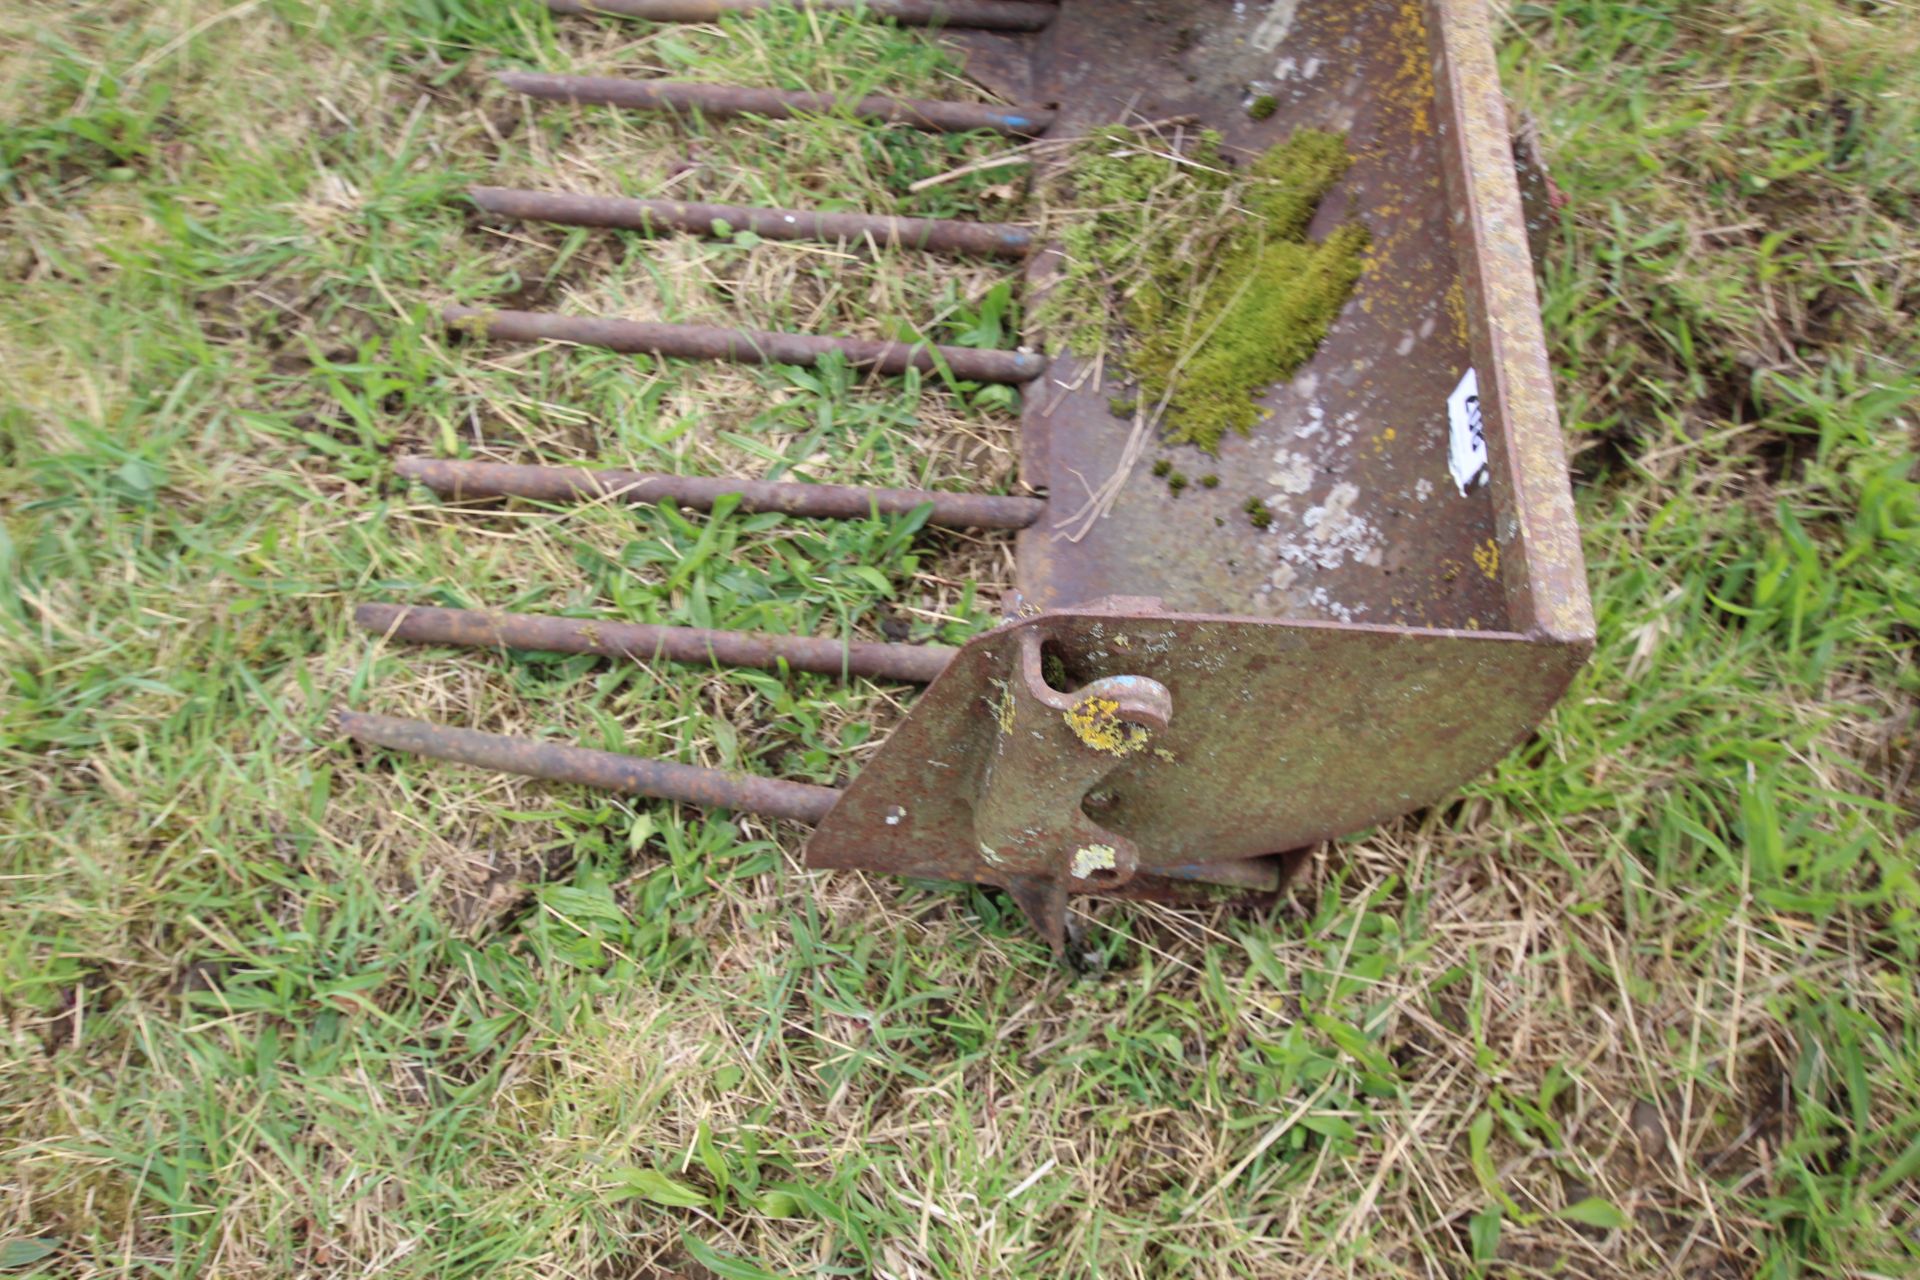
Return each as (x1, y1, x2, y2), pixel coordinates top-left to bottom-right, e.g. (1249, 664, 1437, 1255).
(998, 114, 1033, 130)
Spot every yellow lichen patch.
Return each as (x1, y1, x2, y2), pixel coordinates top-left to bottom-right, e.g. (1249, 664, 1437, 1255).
(1063, 697, 1150, 756)
(1445, 278, 1469, 345)
(1474, 538, 1501, 581)
(450, 308, 495, 339)
(1072, 844, 1118, 879)
(1389, 0, 1436, 137)
(993, 681, 1017, 735)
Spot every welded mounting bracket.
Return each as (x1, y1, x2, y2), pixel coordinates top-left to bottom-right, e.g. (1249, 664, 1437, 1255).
(973, 627, 1172, 952)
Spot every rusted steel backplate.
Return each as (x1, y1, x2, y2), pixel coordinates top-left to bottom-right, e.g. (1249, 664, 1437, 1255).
(957, 0, 1585, 642)
(806, 607, 1587, 883)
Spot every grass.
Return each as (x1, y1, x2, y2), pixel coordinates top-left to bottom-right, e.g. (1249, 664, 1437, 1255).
(1, 0, 1916, 1276)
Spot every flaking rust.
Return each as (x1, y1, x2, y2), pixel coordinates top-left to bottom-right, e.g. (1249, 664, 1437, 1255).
(342, 0, 1591, 958)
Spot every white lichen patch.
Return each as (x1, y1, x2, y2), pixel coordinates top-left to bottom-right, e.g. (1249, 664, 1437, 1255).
(1309, 482, 1358, 539)
(1292, 398, 1328, 439)
(1261, 475, 1386, 610)
(1306, 584, 1360, 623)
(1252, 0, 1301, 52)
(1268, 449, 1317, 495)
(1072, 844, 1118, 878)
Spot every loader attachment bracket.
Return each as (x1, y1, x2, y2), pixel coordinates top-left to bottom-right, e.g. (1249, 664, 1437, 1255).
(972, 627, 1172, 949)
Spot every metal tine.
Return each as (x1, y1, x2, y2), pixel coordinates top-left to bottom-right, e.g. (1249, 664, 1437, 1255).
(395, 457, 1047, 530)
(337, 709, 1282, 892)
(542, 0, 1059, 31)
(468, 186, 1034, 260)
(356, 603, 956, 684)
(337, 710, 840, 823)
(444, 306, 1045, 385)
(497, 72, 1054, 137)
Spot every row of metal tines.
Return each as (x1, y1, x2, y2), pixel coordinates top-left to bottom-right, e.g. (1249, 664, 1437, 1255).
(342, 0, 1065, 819)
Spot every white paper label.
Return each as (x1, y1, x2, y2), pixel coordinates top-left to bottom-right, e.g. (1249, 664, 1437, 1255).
(1447, 368, 1487, 496)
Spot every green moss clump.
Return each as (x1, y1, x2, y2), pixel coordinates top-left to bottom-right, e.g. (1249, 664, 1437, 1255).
(1108, 396, 1137, 418)
(1145, 224, 1369, 449)
(1244, 496, 1274, 529)
(1199, 474, 1220, 489)
(1167, 471, 1189, 493)
(1039, 127, 1369, 453)
(1248, 94, 1279, 120)
(1151, 458, 1172, 478)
